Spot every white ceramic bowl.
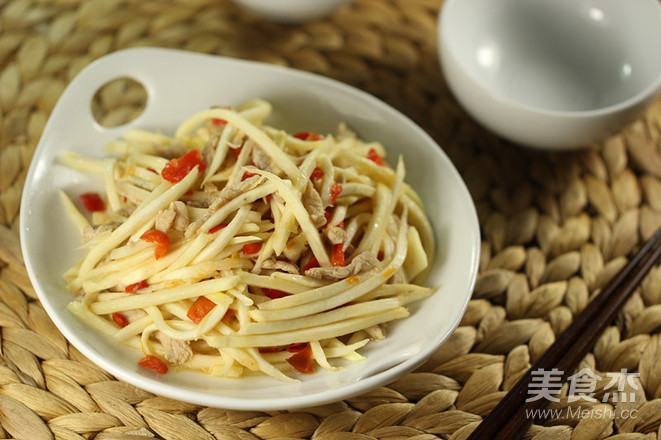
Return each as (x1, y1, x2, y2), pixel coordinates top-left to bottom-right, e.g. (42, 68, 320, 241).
(439, 0, 661, 150)
(232, 0, 354, 23)
(20, 48, 480, 410)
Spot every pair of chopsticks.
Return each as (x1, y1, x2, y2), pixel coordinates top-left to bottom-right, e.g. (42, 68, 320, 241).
(467, 227, 661, 440)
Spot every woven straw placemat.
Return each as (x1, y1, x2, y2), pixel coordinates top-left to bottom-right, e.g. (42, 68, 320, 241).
(2, 0, 661, 439)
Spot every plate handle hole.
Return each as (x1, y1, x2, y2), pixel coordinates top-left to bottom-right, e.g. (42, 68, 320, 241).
(91, 77, 147, 128)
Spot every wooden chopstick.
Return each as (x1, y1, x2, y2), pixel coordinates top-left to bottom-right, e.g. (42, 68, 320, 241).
(467, 227, 661, 440)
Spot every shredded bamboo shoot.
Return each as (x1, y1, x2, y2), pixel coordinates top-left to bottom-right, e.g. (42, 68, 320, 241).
(61, 99, 437, 381)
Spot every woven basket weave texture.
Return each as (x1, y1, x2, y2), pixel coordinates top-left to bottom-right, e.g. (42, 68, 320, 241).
(1, 1, 661, 439)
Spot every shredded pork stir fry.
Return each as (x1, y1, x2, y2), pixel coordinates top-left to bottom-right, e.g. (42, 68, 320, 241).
(60, 99, 436, 381)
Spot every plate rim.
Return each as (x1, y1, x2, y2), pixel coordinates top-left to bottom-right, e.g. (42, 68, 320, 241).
(19, 47, 480, 410)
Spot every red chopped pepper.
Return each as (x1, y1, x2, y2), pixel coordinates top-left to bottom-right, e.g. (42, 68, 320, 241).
(324, 210, 345, 229)
(210, 105, 232, 125)
(79, 193, 106, 212)
(161, 150, 206, 183)
(138, 355, 168, 374)
(331, 243, 345, 267)
(262, 288, 290, 299)
(231, 142, 244, 157)
(310, 168, 324, 181)
(208, 223, 228, 234)
(286, 344, 315, 374)
(293, 132, 322, 141)
(140, 230, 169, 260)
(187, 296, 217, 324)
(112, 312, 128, 328)
(330, 183, 343, 205)
(242, 242, 262, 255)
(125, 280, 149, 293)
(242, 171, 259, 181)
(367, 148, 385, 166)
(259, 346, 282, 354)
(302, 255, 319, 272)
(286, 342, 309, 353)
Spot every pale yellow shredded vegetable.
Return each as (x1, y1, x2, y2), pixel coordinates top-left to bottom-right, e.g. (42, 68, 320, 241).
(62, 99, 437, 381)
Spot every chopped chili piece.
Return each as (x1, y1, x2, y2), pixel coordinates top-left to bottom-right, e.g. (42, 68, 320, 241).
(293, 132, 322, 141)
(331, 243, 346, 267)
(367, 148, 386, 166)
(259, 346, 282, 354)
(242, 171, 259, 181)
(161, 150, 206, 183)
(187, 296, 217, 324)
(208, 223, 228, 234)
(330, 183, 343, 205)
(140, 230, 169, 260)
(323, 210, 345, 229)
(310, 167, 324, 180)
(138, 355, 168, 374)
(112, 312, 128, 328)
(125, 280, 149, 293)
(286, 345, 315, 374)
(324, 210, 344, 229)
(231, 142, 244, 157)
(210, 105, 232, 125)
(263, 288, 290, 299)
(377, 250, 385, 261)
(242, 242, 262, 255)
(79, 193, 106, 212)
(286, 342, 309, 353)
(302, 255, 319, 272)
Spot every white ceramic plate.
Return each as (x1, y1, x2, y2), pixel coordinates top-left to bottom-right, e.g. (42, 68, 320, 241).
(20, 48, 480, 410)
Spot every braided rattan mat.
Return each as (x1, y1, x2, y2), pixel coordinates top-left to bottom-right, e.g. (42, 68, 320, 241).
(2, 1, 661, 439)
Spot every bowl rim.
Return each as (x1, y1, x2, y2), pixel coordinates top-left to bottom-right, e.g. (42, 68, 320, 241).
(232, 0, 355, 23)
(438, 0, 661, 119)
(19, 47, 481, 410)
